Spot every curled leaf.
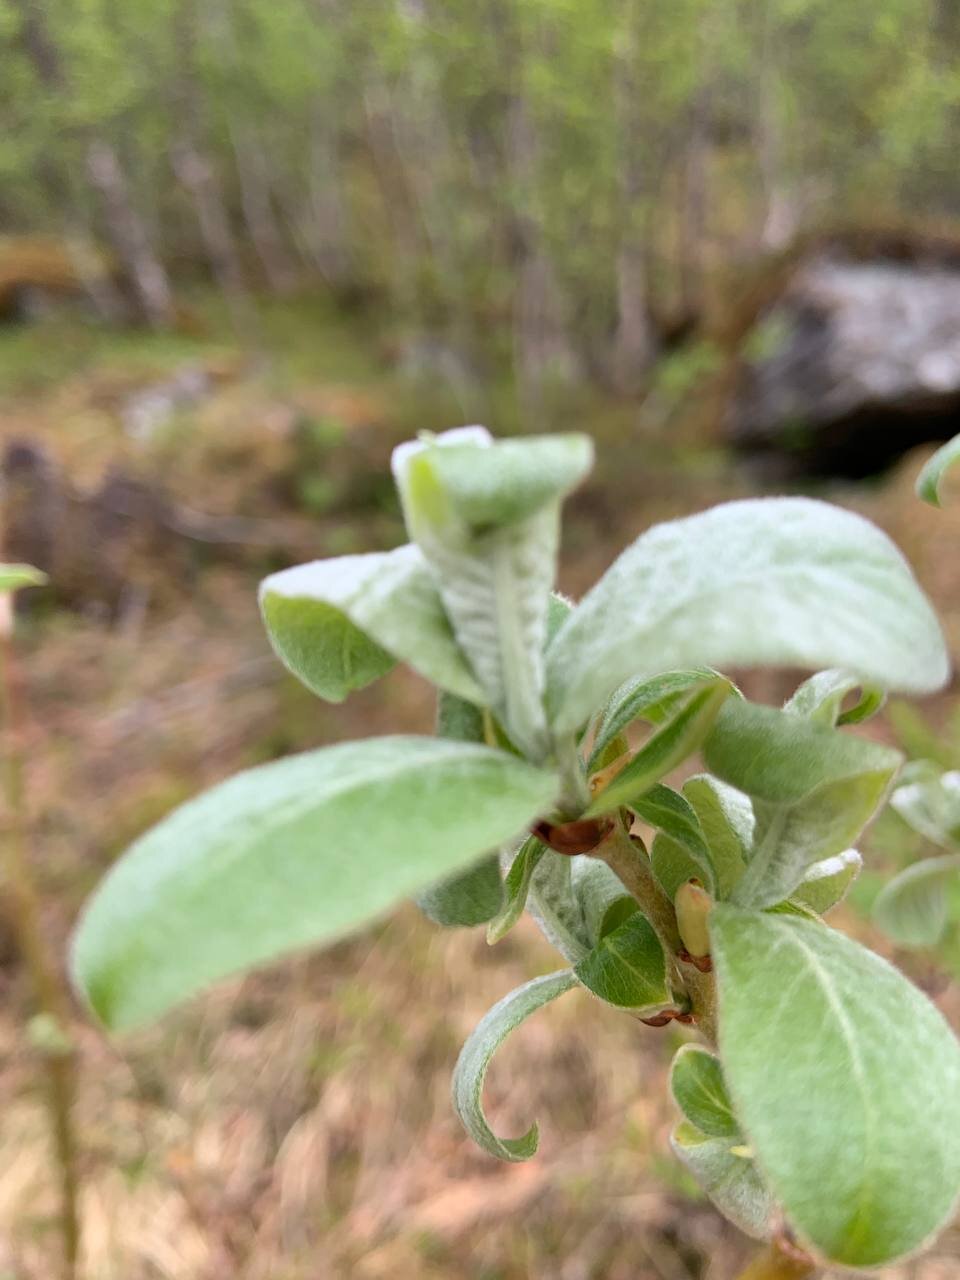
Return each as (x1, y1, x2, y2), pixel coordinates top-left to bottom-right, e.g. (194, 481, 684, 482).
(452, 969, 577, 1161)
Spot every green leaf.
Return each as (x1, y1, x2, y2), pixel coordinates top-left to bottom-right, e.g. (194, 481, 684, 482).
(712, 905, 960, 1266)
(416, 692, 504, 927)
(670, 1122, 776, 1242)
(451, 969, 577, 1161)
(704, 700, 900, 909)
(917, 433, 960, 507)
(486, 836, 546, 943)
(416, 856, 504, 928)
(873, 855, 960, 947)
(259, 544, 483, 704)
(784, 669, 885, 728)
(791, 849, 862, 916)
(651, 833, 706, 903)
(71, 736, 559, 1031)
(585, 681, 731, 816)
(670, 1045, 740, 1139)
(397, 431, 595, 532)
(573, 911, 671, 1012)
(524, 849, 592, 964)
(631, 784, 715, 892)
(890, 767, 960, 849)
(570, 857, 636, 945)
(393, 429, 593, 759)
(589, 667, 718, 768)
(545, 497, 949, 736)
(0, 562, 47, 592)
(682, 774, 752, 899)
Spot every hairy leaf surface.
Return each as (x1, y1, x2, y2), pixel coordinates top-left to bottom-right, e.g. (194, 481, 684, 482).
(670, 1045, 740, 1139)
(72, 737, 558, 1030)
(873, 855, 960, 947)
(546, 497, 949, 736)
(451, 969, 577, 1161)
(712, 905, 960, 1266)
(260, 543, 483, 704)
(573, 911, 671, 1012)
(671, 1122, 776, 1241)
(704, 700, 900, 908)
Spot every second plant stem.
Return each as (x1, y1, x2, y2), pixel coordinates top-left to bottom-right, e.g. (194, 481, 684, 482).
(0, 625, 80, 1280)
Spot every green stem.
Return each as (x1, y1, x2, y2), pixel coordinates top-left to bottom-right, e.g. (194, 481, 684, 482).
(596, 819, 720, 1043)
(598, 820, 681, 952)
(734, 1242, 817, 1280)
(0, 630, 80, 1280)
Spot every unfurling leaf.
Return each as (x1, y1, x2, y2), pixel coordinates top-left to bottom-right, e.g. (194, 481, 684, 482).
(589, 667, 718, 768)
(704, 699, 900, 909)
(790, 849, 862, 915)
(712, 905, 960, 1267)
(632, 784, 716, 893)
(522, 848, 593, 964)
(670, 1045, 740, 1139)
(784, 668, 885, 728)
(72, 737, 559, 1030)
(585, 681, 731, 816)
(451, 969, 577, 1161)
(546, 497, 949, 737)
(873, 855, 960, 947)
(671, 1121, 776, 1241)
(573, 911, 671, 1012)
(487, 837, 545, 943)
(259, 543, 483, 704)
(682, 774, 752, 898)
(917, 433, 960, 507)
(393, 428, 592, 758)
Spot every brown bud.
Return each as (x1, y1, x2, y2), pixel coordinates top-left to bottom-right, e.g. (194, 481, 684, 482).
(532, 816, 614, 856)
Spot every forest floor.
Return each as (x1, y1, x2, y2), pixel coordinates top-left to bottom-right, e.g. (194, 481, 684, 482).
(2, 297, 960, 1279)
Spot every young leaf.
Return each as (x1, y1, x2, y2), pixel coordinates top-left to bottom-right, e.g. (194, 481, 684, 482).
(570, 857, 636, 945)
(71, 737, 559, 1031)
(393, 430, 592, 758)
(670, 1045, 740, 1139)
(651, 833, 706, 903)
(873, 855, 960, 947)
(523, 849, 592, 963)
(712, 905, 960, 1267)
(585, 681, 731, 817)
(631, 784, 716, 892)
(790, 848, 862, 916)
(916, 433, 960, 507)
(259, 544, 483, 705)
(682, 774, 752, 898)
(451, 969, 578, 1161)
(573, 911, 671, 1012)
(589, 667, 718, 768)
(784, 669, 885, 728)
(416, 856, 504, 928)
(890, 767, 960, 849)
(670, 1122, 776, 1242)
(0, 562, 48, 592)
(487, 836, 546, 944)
(704, 700, 900, 909)
(545, 497, 949, 736)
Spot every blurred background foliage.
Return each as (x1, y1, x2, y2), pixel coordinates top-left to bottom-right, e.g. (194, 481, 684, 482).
(3, 1, 960, 1277)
